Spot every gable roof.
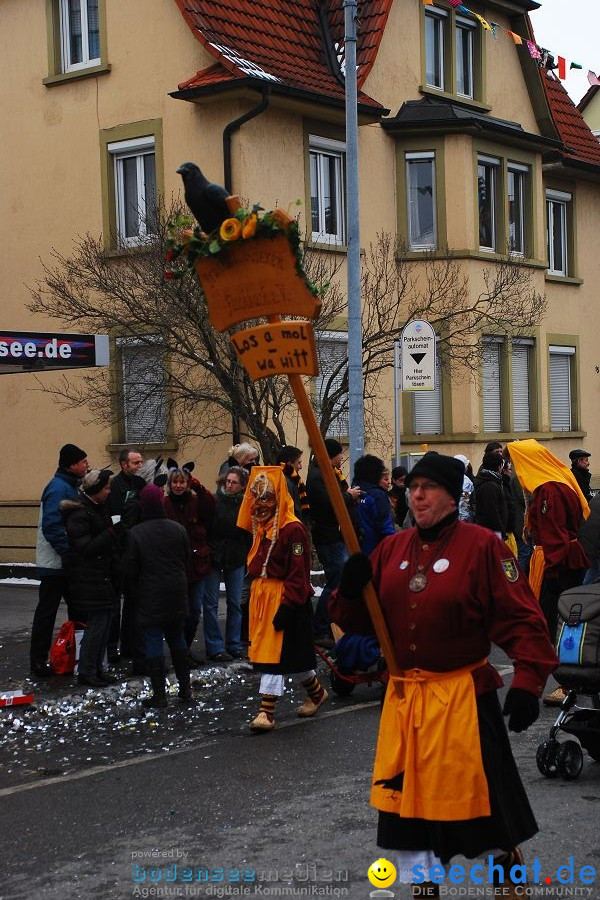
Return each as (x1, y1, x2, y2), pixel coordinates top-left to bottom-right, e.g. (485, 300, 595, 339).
(173, 0, 391, 112)
(578, 83, 600, 115)
(540, 68, 600, 168)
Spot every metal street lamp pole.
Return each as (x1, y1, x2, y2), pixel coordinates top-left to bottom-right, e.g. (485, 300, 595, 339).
(344, 0, 364, 475)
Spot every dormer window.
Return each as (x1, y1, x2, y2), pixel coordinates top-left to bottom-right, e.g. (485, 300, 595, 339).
(423, 5, 482, 103)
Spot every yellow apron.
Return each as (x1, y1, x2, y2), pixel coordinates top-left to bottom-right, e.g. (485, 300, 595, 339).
(528, 545, 545, 599)
(371, 661, 490, 821)
(248, 577, 285, 665)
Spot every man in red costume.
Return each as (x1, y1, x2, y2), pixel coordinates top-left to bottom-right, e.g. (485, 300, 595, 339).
(508, 439, 589, 706)
(330, 452, 557, 899)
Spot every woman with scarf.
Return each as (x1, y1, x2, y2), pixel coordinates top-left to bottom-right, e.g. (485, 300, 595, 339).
(237, 466, 328, 731)
(205, 466, 252, 659)
(331, 452, 556, 898)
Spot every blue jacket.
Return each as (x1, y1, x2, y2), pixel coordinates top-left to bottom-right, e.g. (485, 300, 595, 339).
(354, 479, 395, 556)
(35, 468, 81, 574)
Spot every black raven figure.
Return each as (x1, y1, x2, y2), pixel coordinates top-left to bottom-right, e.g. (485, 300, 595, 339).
(176, 162, 231, 234)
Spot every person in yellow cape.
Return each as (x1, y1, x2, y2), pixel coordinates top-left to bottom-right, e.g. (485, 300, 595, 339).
(507, 439, 589, 706)
(237, 465, 328, 731)
(330, 452, 557, 899)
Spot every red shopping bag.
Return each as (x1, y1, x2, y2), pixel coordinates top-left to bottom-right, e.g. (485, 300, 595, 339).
(49, 620, 85, 675)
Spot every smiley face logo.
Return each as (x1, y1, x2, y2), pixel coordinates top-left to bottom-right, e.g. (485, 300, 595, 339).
(368, 858, 397, 889)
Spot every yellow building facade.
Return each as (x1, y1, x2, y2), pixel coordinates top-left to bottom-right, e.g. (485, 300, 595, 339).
(1, 0, 599, 560)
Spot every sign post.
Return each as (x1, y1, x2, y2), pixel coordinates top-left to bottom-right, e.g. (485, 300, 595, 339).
(400, 319, 436, 392)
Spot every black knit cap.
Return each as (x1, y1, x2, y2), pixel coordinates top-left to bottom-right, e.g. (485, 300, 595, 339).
(354, 454, 386, 485)
(404, 452, 464, 506)
(58, 443, 87, 468)
(324, 438, 343, 458)
(569, 449, 591, 461)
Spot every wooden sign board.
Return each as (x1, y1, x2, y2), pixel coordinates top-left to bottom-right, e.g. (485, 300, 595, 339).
(230, 321, 319, 381)
(195, 235, 321, 332)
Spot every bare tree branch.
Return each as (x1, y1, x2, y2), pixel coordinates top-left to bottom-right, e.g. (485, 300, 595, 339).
(27, 209, 546, 459)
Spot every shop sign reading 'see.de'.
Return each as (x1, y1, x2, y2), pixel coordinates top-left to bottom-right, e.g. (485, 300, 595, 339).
(0, 331, 109, 374)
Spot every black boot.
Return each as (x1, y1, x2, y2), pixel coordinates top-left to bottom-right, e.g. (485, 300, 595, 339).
(183, 616, 198, 648)
(171, 649, 192, 701)
(141, 657, 167, 709)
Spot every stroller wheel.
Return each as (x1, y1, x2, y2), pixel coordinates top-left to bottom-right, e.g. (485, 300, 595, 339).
(329, 671, 355, 697)
(536, 739, 561, 778)
(557, 740, 584, 780)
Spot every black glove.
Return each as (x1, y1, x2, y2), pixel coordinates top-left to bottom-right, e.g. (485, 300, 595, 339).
(502, 688, 540, 733)
(272, 603, 296, 632)
(338, 552, 373, 600)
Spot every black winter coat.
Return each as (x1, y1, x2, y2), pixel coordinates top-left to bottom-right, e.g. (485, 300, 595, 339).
(60, 495, 121, 615)
(306, 460, 359, 545)
(474, 470, 508, 537)
(126, 518, 190, 627)
(572, 465, 592, 503)
(208, 488, 252, 571)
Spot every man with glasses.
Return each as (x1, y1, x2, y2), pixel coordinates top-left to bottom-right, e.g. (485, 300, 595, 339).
(331, 451, 556, 899)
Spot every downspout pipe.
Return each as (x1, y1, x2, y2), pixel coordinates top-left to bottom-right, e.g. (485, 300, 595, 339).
(223, 86, 271, 193)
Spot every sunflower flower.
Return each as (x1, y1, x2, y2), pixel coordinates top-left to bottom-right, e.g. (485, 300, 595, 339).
(219, 218, 242, 241)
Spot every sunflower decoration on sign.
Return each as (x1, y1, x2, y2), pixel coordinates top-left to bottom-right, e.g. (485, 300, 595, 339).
(164, 201, 320, 296)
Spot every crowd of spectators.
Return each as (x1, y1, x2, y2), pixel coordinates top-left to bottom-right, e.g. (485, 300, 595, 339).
(30, 437, 595, 712)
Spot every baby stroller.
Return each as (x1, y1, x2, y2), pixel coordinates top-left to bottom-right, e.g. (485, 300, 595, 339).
(536, 583, 600, 781)
(314, 624, 387, 697)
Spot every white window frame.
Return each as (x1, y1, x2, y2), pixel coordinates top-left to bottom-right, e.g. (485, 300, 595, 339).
(309, 136, 346, 245)
(478, 155, 499, 252)
(108, 137, 157, 247)
(60, 0, 100, 73)
(425, 8, 447, 91)
(412, 340, 443, 434)
(549, 345, 575, 432)
(315, 331, 348, 437)
(508, 163, 528, 257)
(117, 336, 168, 444)
(546, 189, 571, 276)
(455, 17, 475, 99)
(406, 152, 437, 251)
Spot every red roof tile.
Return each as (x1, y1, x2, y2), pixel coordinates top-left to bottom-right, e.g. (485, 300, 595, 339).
(540, 69, 600, 166)
(174, 0, 391, 109)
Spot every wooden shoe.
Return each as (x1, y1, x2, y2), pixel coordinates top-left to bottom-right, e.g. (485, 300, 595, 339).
(249, 711, 275, 731)
(493, 847, 526, 898)
(297, 688, 329, 717)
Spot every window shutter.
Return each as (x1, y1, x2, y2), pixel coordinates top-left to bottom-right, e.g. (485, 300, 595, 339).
(315, 334, 348, 437)
(413, 346, 442, 434)
(511, 341, 531, 432)
(549, 350, 573, 431)
(482, 339, 502, 431)
(121, 342, 167, 443)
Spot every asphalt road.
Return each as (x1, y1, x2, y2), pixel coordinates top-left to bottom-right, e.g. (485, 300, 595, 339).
(1, 584, 600, 900)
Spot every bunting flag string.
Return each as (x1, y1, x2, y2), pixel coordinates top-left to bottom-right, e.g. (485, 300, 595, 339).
(420, 0, 597, 87)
